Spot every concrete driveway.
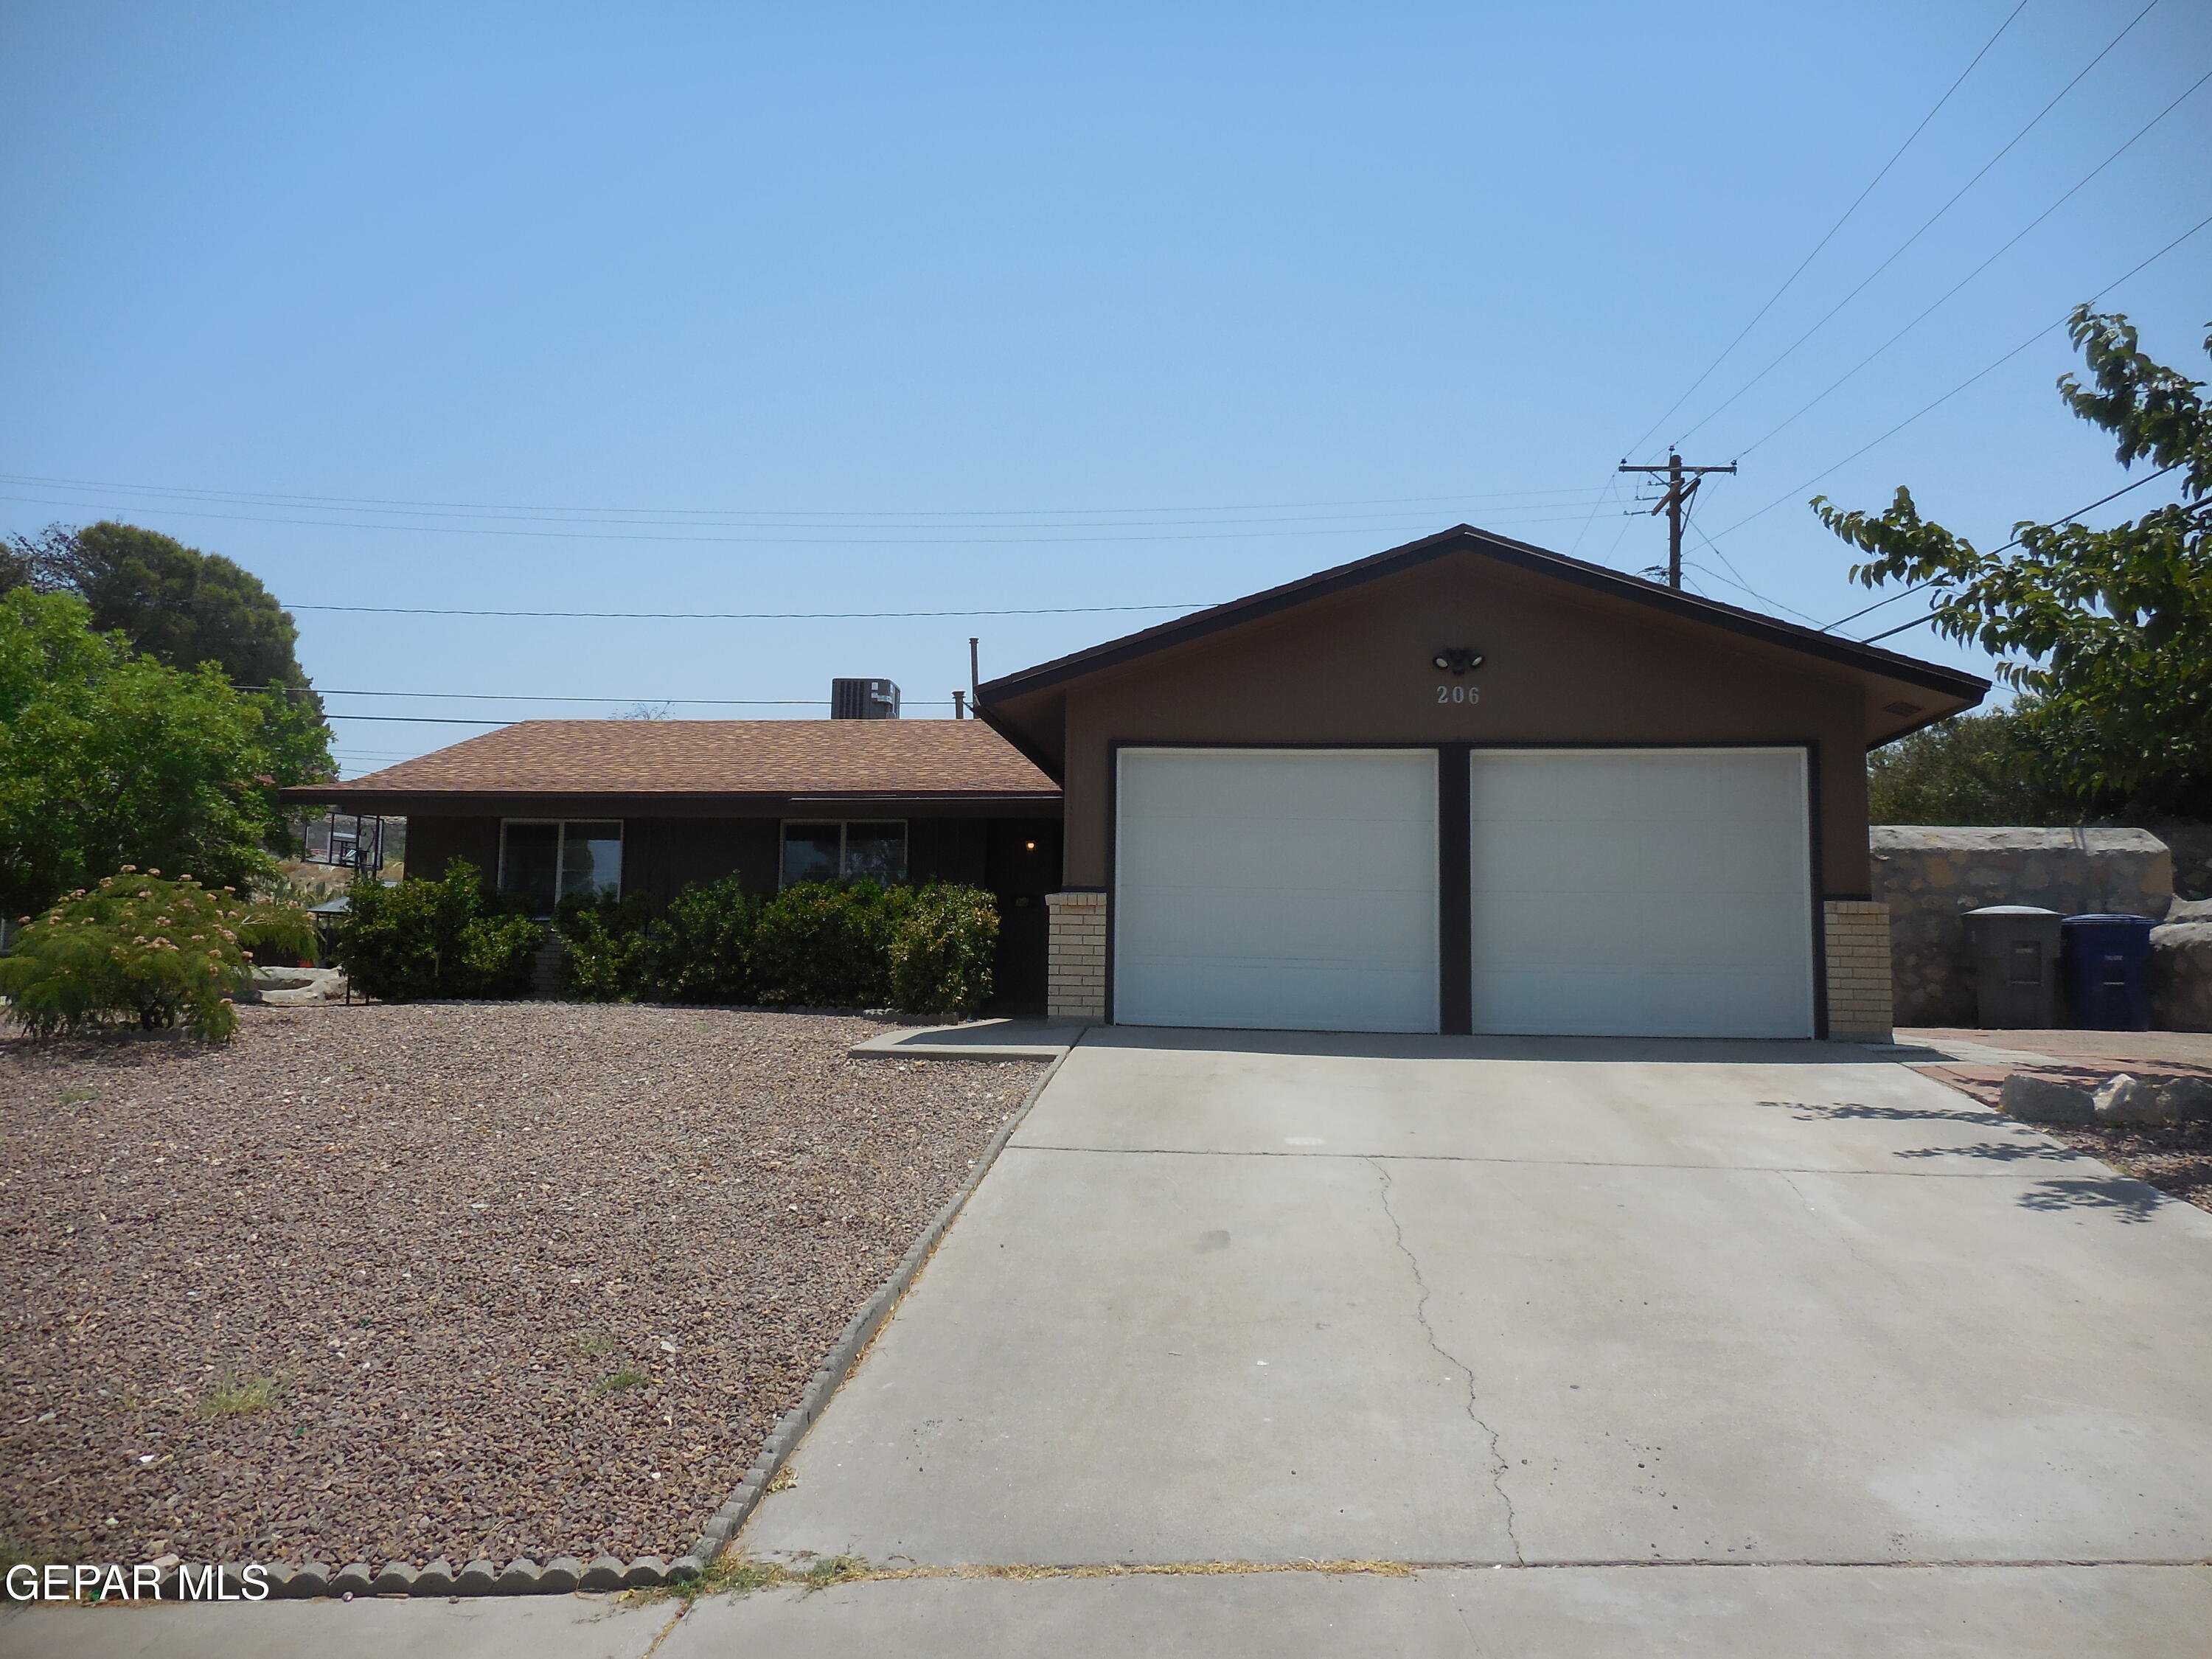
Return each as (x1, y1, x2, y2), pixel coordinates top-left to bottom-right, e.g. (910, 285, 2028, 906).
(709, 1026, 2212, 1649)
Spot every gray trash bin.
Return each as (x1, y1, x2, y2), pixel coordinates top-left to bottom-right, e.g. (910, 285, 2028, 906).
(1964, 905, 2062, 1028)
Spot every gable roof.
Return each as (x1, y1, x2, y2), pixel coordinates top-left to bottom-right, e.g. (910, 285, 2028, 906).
(978, 524, 1992, 707)
(282, 719, 1059, 813)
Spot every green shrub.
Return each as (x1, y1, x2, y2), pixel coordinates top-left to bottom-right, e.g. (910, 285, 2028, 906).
(556, 893, 653, 1002)
(0, 869, 314, 1040)
(333, 860, 540, 1001)
(750, 880, 914, 1007)
(888, 883, 999, 1018)
(650, 876, 759, 1004)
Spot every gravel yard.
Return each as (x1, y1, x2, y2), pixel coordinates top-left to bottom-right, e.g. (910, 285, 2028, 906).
(0, 1003, 1039, 1568)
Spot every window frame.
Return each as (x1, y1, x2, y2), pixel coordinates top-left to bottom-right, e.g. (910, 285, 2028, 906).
(498, 818, 624, 913)
(778, 818, 909, 888)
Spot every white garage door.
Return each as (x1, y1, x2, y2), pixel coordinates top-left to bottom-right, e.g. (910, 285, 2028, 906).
(1115, 748, 1439, 1032)
(1468, 749, 1815, 1038)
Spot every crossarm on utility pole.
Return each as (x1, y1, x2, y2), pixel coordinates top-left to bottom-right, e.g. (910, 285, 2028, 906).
(1618, 451, 1736, 589)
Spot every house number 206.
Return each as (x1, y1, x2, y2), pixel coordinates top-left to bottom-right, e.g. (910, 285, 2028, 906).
(1435, 684, 1481, 704)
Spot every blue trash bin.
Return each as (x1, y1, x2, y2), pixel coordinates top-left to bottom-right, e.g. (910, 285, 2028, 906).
(2059, 913, 2155, 1031)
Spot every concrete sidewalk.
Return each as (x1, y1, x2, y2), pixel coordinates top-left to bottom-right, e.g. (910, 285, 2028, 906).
(18, 1562, 2212, 1657)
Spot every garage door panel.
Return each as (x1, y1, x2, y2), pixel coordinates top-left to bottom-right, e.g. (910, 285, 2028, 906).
(1128, 819, 1437, 893)
(1116, 749, 1439, 1034)
(1470, 749, 1814, 1039)
(1119, 886, 1435, 964)
(1119, 959, 1440, 1034)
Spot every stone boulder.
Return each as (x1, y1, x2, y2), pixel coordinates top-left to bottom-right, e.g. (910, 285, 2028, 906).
(2000, 1072, 2096, 1125)
(2093, 1072, 2212, 1124)
(2151, 921, 2212, 1033)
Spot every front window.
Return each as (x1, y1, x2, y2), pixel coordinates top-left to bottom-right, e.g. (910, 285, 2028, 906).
(501, 820, 622, 913)
(782, 820, 907, 886)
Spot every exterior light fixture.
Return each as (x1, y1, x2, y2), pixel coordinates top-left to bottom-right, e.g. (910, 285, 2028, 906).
(1432, 647, 1485, 675)
(1024, 841, 1036, 851)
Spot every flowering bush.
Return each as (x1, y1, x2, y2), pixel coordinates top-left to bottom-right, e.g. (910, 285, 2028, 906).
(0, 869, 315, 1041)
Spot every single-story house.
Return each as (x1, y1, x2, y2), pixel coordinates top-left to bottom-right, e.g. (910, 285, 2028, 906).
(283, 719, 1065, 1010)
(975, 525, 1986, 1042)
(288, 524, 1986, 1040)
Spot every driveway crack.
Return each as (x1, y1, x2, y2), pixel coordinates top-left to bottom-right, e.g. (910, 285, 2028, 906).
(1369, 1157, 1523, 1564)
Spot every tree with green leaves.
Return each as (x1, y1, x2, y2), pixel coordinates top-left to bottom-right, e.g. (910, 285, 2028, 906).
(1, 520, 317, 695)
(1817, 307, 2211, 818)
(0, 588, 333, 915)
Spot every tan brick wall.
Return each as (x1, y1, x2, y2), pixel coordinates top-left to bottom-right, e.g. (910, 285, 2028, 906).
(1046, 891, 1108, 1021)
(1824, 900, 1893, 1043)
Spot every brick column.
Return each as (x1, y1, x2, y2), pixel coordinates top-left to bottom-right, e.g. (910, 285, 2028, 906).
(1823, 900, 1894, 1043)
(1046, 891, 1108, 1022)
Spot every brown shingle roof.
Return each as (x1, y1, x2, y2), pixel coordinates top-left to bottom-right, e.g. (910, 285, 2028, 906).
(285, 720, 1058, 804)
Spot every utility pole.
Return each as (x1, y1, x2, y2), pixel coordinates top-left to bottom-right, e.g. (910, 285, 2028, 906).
(1618, 451, 1736, 589)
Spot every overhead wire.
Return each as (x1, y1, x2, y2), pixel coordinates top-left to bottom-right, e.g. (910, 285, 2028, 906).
(280, 599, 1222, 621)
(0, 473, 1613, 524)
(1669, 0, 2162, 451)
(1621, 0, 2031, 459)
(0, 493, 1603, 546)
(1697, 209, 2212, 549)
(1728, 64, 2212, 460)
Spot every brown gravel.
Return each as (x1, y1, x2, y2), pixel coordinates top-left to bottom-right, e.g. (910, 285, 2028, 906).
(2036, 1116, 2212, 1214)
(0, 1002, 1039, 1568)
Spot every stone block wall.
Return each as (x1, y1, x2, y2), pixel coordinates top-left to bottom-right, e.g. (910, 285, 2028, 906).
(1046, 891, 1107, 1021)
(1870, 827, 2174, 1026)
(1822, 900, 1893, 1041)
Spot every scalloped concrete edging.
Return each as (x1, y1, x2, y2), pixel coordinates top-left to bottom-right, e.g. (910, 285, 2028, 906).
(241, 1036, 1080, 1600)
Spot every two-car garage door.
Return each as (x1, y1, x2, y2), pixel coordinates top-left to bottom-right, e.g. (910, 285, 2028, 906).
(1113, 746, 1815, 1037)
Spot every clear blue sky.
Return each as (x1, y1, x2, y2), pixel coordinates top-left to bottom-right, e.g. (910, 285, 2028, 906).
(3, 1, 2206, 775)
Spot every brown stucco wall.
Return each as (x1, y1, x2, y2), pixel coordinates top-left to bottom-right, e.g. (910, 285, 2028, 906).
(403, 816, 501, 884)
(625, 818, 782, 899)
(1048, 554, 1873, 894)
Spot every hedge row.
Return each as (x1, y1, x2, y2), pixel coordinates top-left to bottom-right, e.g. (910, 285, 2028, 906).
(333, 866, 999, 1019)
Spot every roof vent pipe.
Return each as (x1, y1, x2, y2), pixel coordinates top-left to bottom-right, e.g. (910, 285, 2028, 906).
(830, 678, 900, 720)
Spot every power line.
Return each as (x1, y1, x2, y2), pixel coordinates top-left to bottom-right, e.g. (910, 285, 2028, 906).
(282, 599, 1222, 621)
(1861, 611, 1941, 645)
(1623, 0, 2030, 459)
(1700, 209, 2212, 547)
(1670, 0, 2163, 449)
(0, 493, 1603, 547)
(252, 687, 837, 704)
(1731, 65, 2212, 459)
(1820, 463, 2182, 631)
(0, 485, 1610, 536)
(0, 473, 1612, 523)
(321, 714, 516, 725)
